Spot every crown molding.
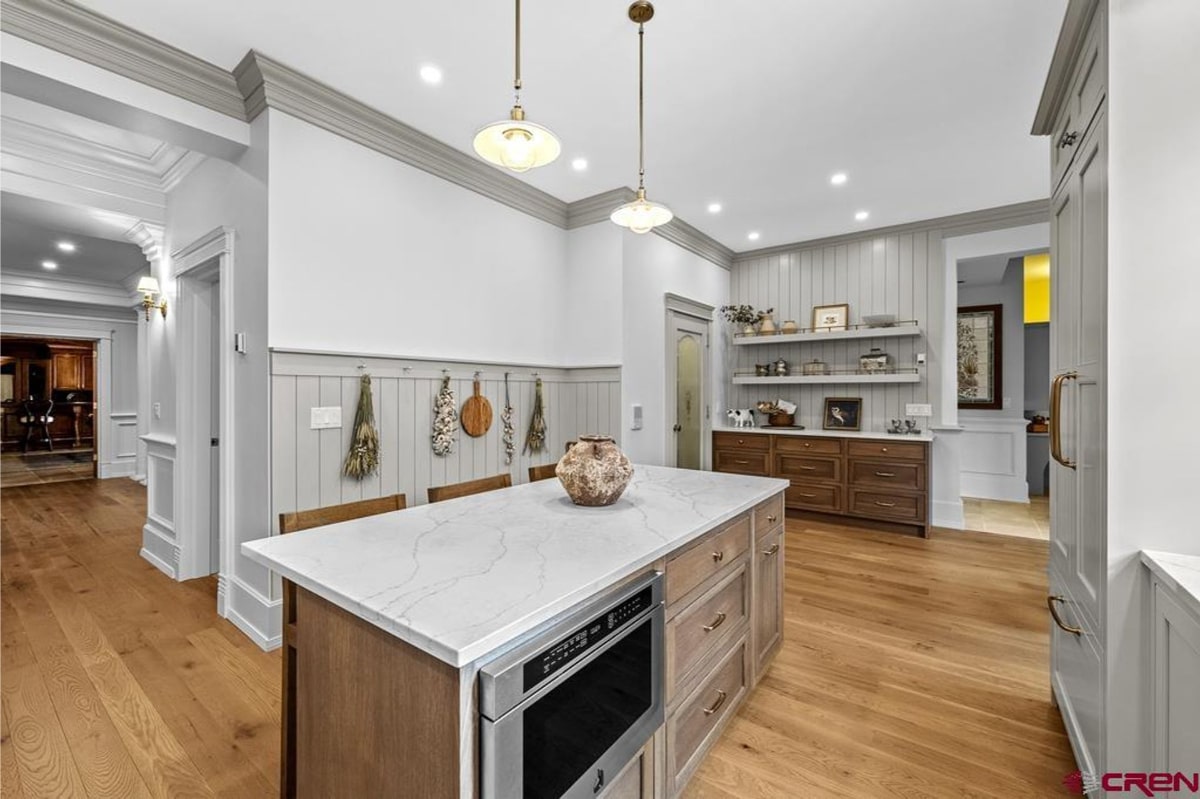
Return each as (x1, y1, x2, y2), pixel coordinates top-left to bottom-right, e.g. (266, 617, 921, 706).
(732, 199, 1051, 263)
(565, 188, 634, 229)
(0, 269, 138, 307)
(233, 51, 570, 228)
(125, 221, 166, 263)
(0, 0, 246, 120)
(653, 215, 735, 270)
(1031, 0, 1099, 135)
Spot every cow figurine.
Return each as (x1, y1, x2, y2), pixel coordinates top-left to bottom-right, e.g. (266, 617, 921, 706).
(726, 408, 756, 428)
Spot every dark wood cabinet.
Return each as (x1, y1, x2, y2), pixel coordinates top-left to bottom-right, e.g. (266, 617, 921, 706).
(1, 338, 95, 451)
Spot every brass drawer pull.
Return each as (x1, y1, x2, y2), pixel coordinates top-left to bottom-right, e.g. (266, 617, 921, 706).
(703, 689, 727, 716)
(766, 514, 778, 523)
(803, 442, 811, 448)
(736, 439, 745, 445)
(874, 501, 897, 508)
(711, 550, 724, 563)
(1047, 595, 1083, 635)
(702, 612, 727, 632)
(798, 492, 816, 498)
(733, 459, 750, 465)
(880, 447, 888, 453)
(762, 543, 779, 556)
(798, 465, 817, 471)
(874, 471, 896, 477)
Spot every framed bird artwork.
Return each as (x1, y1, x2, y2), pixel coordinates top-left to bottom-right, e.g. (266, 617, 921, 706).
(823, 397, 862, 431)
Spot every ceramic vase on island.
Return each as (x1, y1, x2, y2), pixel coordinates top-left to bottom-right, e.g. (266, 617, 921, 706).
(557, 435, 634, 506)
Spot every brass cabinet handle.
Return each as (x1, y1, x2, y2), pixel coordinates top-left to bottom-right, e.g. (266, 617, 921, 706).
(703, 611, 727, 632)
(798, 492, 816, 498)
(766, 514, 778, 523)
(803, 442, 811, 448)
(1050, 372, 1079, 470)
(798, 465, 817, 471)
(711, 550, 724, 563)
(762, 543, 779, 556)
(733, 459, 750, 465)
(881, 447, 888, 453)
(703, 689, 727, 716)
(736, 439, 745, 444)
(874, 501, 897, 508)
(1047, 595, 1083, 635)
(874, 471, 896, 477)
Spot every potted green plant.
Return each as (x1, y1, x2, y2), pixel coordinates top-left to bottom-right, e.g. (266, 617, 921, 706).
(720, 305, 774, 336)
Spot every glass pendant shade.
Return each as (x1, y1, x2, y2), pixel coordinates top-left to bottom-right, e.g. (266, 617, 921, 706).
(611, 189, 673, 234)
(472, 109, 561, 172)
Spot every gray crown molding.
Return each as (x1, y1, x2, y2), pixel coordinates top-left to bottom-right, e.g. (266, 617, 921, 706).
(732, 199, 1051, 263)
(565, 188, 634, 229)
(233, 51, 570, 229)
(125, 221, 166, 263)
(0, 0, 246, 120)
(0, 269, 138, 307)
(1031, 0, 1100, 134)
(653, 216, 735, 271)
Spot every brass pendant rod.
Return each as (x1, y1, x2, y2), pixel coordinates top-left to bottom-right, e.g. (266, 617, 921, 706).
(513, 0, 522, 100)
(637, 22, 645, 191)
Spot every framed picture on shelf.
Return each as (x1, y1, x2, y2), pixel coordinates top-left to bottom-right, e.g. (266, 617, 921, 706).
(822, 397, 862, 431)
(811, 303, 850, 332)
(957, 304, 1003, 410)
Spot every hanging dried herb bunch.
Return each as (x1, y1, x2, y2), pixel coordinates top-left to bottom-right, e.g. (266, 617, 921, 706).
(432, 375, 457, 457)
(523, 377, 547, 454)
(502, 373, 515, 465)
(343, 373, 380, 480)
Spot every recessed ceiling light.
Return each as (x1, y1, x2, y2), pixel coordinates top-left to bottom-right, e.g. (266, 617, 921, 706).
(419, 64, 443, 85)
(571, 157, 588, 171)
(56, 241, 77, 253)
(855, 210, 870, 221)
(41, 260, 58, 270)
(747, 231, 761, 241)
(830, 173, 848, 186)
(707, 202, 722, 214)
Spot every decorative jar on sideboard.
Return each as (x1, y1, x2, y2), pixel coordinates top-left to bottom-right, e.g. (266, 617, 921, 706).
(557, 435, 634, 506)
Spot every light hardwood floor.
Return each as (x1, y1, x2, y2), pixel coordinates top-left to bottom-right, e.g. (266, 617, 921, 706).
(963, 495, 1051, 540)
(1, 480, 1075, 798)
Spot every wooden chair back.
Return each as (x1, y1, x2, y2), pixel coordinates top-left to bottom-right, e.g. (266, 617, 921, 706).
(427, 474, 512, 504)
(279, 493, 407, 535)
(528, 463, 558, 483)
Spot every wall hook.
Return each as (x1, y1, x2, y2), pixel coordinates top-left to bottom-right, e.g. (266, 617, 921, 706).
(474, 370, 481, 380)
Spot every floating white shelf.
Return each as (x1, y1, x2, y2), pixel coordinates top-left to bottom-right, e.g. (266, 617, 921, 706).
(732, 325, 923, 346)
(732, 373, 922, 385)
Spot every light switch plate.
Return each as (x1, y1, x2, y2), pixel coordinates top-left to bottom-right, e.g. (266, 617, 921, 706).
(905, 403, 933, 417)
(631, 404, 643, 431)
(916, 352, 927, 365)
(153, 401, 161, 419)
(310, 406, 342, 430)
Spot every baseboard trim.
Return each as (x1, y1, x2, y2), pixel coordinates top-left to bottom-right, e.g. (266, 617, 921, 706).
(932, 499, 965, 530)
(98, 459, 136, 479)
(225, 575, 281, 651)
(139, 544, 176, 578)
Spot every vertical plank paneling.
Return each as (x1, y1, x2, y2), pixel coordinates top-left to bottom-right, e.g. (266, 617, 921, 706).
(294, 376, 321, 512)
(378, 377, 400, 499)
(271, 375, 297, 531)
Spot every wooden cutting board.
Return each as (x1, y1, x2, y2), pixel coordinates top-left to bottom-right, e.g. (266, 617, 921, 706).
(461, 379, 493, 437)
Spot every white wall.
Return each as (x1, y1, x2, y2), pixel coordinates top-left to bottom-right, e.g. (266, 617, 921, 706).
(565, 223, 623, 366)
(266, 111, 570, 365)
(1106, 0, 1200, 773)
(620, 231, 729, 466)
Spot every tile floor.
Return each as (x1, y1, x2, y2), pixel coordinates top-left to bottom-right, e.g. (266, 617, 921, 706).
(962, 495, 1050, 540)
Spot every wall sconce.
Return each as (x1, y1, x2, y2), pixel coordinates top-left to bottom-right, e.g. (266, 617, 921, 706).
(137, 276, 168, 320)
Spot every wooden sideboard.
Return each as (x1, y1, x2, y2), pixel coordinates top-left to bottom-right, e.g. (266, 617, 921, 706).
(714, 430, 931, 536)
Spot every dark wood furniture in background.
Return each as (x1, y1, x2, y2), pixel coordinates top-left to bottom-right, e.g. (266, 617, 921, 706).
(1, 338, 96, 452)
(277, 493, 408, 799)
(713, 431, 931, 537)
(528, 463, 557, 482)
(426, 473, 512, 503)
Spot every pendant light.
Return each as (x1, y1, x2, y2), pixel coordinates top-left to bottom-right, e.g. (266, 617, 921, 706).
(473, 0, 561, 172)
(611, 1, 673, 234)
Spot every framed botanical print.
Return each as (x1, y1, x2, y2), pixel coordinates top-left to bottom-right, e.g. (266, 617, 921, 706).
(957, 304, 1003, 410)
(811, 303, 849, 332)
(822, 397, 862, 431)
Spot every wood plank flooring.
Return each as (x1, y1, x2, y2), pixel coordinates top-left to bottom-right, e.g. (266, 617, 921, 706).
(1, 480, 1075, 798)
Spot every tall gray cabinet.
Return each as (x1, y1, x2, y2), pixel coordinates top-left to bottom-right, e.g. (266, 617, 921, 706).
(1036, 0, 1108, 783)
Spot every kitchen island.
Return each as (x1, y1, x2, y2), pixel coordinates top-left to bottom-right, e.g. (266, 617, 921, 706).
(244, 465, 787, 799)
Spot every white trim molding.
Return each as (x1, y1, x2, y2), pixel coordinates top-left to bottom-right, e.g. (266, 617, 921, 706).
(223, 575, 282, 651)
(0, 270, 136, 308)
(958, 416, 1031, 503)
(140, 433, 178, 578)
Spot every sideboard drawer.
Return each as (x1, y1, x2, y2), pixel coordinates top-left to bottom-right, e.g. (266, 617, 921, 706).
(753, 494, 784, 537)
(668, 638, 748, 795)
(669, 565, 748, 694)
(776, 436, 843, 456)
(785, 484, 842, 513)
(713, 449, 770, 476)
(848, 459, 925, 491)
(846, 440, 927, 462)
(712, 432, 770, 451)
(849, 489, 925, 523)
(667, 516, 750, 605)
(776, 453, 840, 483)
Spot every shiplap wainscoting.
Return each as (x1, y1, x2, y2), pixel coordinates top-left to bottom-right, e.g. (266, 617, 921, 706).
(729, 234, 934, 430)
(270, 351, 621, 529)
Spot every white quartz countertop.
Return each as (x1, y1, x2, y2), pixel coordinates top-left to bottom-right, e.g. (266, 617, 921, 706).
(717, 425, 934, 443)
(243, 465, 788, 667)
(1141, 550, 1200, 620)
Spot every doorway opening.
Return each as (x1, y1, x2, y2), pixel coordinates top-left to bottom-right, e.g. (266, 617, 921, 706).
(665, 295, 714, 470)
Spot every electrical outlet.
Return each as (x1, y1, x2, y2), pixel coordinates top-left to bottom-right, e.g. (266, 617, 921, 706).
(916, 352, 927, 365)
(310, 407, 342, 430)
(153, 402, 161, 419)
(631, 404, 643, 431)
(905, 403, 932, 417)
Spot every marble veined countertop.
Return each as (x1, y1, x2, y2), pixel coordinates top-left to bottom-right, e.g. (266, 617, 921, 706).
(718, 425, 935, 443)
(243, 465, 788, 667)
(1141, 550, 1200, 621)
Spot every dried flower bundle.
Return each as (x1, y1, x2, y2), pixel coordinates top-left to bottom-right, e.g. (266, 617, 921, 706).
(343, 374, 380, 480)
(432, 375, 457, 457)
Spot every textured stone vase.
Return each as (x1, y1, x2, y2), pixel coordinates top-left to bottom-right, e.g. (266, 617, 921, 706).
(557, 435, 634, 507)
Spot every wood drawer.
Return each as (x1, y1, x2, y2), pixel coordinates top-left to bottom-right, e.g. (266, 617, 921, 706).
(776, 452, 840, 483)
(666, 515, 750, 606)
(849, 489, 925, 523)
(713, 449, 770, 477)
(776, 436, 842, 455)
(668, 638, 748, 795)
(848, 459, 925, 491)
(712, 432, 770, 451)
(846, 440, 926, 462)
(753, 493, 784, 538)
(785, 484, 842, 513)
(668, 565, 748, 695)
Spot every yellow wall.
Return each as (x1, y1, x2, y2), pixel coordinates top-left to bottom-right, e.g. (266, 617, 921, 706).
(1024, 253, 1050, 323)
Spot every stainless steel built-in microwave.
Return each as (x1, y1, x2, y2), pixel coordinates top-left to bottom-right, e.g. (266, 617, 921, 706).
(479, 572, 665, 799)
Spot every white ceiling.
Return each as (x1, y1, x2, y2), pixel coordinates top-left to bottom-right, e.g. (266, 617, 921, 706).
(1, 195, 147, 284)
(76, 1, 1065, 250)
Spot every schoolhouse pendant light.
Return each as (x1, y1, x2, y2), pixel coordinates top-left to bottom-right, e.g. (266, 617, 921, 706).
(473, 0, 561, 172)
(611, 1, 673, 234)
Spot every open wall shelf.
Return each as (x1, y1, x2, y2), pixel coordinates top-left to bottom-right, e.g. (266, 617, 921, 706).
(732, 322, 922, 346)
(733, 372, 921, 385)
